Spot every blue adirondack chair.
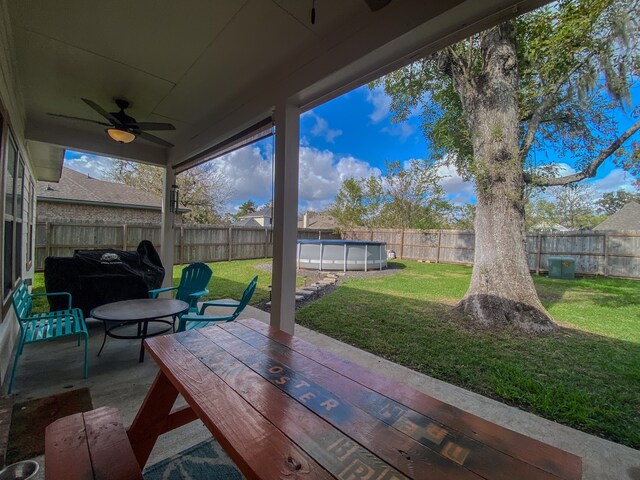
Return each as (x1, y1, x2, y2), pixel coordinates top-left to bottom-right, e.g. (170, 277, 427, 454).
(9, 280, 88, 394)
(149, 262, 213, 314)
(177, 276, 258, 332)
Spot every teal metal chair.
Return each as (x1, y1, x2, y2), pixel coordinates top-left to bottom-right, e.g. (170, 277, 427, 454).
(177, 276, 258, 332)
(9, 280, 88, 394)
(149, 262, 213, 314)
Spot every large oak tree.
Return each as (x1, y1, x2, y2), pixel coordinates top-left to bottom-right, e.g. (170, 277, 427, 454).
(374, 0, 640, 332)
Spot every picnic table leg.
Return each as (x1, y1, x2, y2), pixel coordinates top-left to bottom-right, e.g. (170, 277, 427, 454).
(127, 370, 179, 468)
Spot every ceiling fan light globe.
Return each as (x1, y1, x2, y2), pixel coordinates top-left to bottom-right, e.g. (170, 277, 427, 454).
(106, 128, 136, 144)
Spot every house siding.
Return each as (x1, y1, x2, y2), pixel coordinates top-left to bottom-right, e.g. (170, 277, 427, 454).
(0, 14, 36, 386)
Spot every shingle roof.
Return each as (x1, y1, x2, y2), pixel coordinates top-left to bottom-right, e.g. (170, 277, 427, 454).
(593, 201, 640, 231)
(240, 206, 272, 218)
(37, 167, 162, 209)
(235, 217, 263, 227)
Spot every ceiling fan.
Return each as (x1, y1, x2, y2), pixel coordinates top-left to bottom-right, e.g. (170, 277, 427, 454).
(48, 98, 176, 147)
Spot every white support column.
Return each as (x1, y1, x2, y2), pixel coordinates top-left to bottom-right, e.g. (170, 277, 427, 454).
(270, 100, 300, 335)
(160, 166, 176, 288)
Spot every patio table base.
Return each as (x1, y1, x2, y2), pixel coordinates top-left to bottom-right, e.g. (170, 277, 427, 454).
(91, 299, 189, 363)
(98, 318, 174, 362)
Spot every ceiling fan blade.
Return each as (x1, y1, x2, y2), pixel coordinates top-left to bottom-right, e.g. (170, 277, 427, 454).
(81, 98, 120, 124)
(136, 131, 174, 147)
(364, 0, 392, 11)
(127, 122, 176, 131)
(47, 113, 111, 126)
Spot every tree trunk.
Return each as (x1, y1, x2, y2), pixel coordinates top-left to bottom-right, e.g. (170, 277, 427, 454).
(454, 22, 555, 332)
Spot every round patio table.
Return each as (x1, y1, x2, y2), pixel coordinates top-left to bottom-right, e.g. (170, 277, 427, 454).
(91, 298, 189, 362)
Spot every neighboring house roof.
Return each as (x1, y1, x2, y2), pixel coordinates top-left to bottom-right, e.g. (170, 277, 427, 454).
(37, 167, 188, 212)
(298, 212, 338, 230)
(235, 218, 263, 227)
(594, 201, 640, 231)
(236, 206, 272, 226)
(239, 206, 272, 219)
(235, 207, 337, 230)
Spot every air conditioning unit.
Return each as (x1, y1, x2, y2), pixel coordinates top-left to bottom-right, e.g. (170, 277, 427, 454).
(548, 256, 575, 279)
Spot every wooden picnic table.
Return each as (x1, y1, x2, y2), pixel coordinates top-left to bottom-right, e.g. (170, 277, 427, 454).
(127, 318, 582, 479)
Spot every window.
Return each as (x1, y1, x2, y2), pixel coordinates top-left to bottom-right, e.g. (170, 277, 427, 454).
(3, 132, 24, 301)
(25, 179, 35, 269)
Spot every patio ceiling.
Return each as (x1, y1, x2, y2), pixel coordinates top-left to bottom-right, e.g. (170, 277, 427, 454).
(7, 0, 550, 181)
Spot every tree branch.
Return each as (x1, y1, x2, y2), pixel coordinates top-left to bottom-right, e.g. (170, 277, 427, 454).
(524, 119, 640, 186)
(520, 112, 575, 124)
(519, 51, 597, 162)
(519, 79, 566, 162)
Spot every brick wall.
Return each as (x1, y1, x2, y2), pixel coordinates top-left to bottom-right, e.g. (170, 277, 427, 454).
(37, 201, 183, 225)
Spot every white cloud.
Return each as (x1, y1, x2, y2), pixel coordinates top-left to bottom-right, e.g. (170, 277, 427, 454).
(587, 168, 635, 194)
(210, 144, 380, 211)
(64, 153, 115, 179)
(381, 122, 415, 140)
(298, 147, 380, 211)
(209, 146, 273, 203)
(366, 87, 391, 123)
(531, 162, 577, 178)
(306, 112, 342, 143)
(436, 164, 475, 205)
(553, 163, 577, 176)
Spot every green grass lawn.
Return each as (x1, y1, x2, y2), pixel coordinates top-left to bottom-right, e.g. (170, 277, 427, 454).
(169, 259, 276, 305)
(31, 259, 294, 312)
(31, 259, 639, 447)
(296, 260, 640, 449)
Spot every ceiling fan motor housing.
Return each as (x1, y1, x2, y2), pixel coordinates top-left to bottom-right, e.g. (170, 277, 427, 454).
(112, 99, 137, 126)
(114, 98, 130, 110)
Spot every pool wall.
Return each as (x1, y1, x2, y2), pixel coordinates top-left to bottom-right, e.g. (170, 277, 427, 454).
(297, 240, 387, 271)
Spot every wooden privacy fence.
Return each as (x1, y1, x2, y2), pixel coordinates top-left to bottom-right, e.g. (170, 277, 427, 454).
(35, 222, 640, 278)
(342, 228, 640, 279)
(35, 222, 339, 272)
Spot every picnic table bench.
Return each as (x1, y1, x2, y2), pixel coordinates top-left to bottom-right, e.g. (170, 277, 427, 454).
(45, 407, 142, 480)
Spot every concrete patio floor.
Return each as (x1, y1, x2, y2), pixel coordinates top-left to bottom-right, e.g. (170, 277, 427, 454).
(6, 303, 640, 480)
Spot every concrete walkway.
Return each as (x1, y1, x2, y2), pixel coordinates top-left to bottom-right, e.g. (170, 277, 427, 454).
(6, 303, 639, 479)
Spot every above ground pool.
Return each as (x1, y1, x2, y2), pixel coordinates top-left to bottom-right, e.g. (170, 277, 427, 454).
(297, 239, 387, 271)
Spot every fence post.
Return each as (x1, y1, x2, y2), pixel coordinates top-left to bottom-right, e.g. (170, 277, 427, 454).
(536, 233, 542, 275)
(228, 226, 233, 261)
(399, 229, 405, 260)
(264, 228, 269, 258)
(603, 232, 608, 277)
(122, 224, 127, 251)
(45, 222, 51, 259)
(436, 230, 442, 263)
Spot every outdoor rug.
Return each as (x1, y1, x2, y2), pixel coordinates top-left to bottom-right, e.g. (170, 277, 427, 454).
(6, 387, 93, 464)
(144, 439, 243, 480)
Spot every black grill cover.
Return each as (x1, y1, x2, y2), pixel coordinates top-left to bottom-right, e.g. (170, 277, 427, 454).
(44, 240, 165, 317)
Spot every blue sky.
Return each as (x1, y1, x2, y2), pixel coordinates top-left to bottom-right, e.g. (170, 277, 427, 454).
(65, 83, 639, 213)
